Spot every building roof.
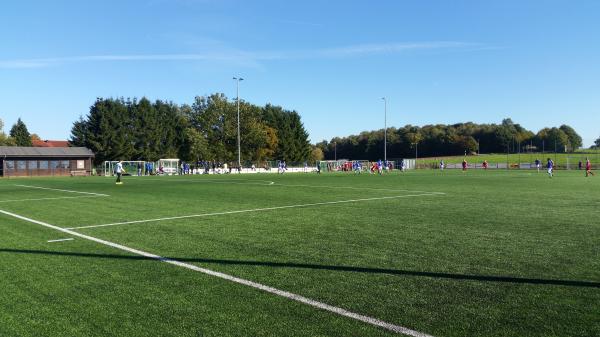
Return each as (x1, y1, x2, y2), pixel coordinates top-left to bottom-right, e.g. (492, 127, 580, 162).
(0, 146, 94, 158)
(32, 140, 70, 147)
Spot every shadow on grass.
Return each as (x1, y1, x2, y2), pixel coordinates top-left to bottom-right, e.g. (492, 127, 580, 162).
(2, 248, 599, 288)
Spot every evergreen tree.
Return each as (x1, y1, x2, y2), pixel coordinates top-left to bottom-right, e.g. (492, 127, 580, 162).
(9, 118, 32, 146)
(263, 104, 311, 162)
(69, 116, 88, 147)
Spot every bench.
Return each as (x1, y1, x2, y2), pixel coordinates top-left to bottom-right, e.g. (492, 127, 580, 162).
(70, 170, 88, 177)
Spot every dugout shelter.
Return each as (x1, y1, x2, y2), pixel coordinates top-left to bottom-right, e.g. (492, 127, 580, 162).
(0, 146, 94, 177)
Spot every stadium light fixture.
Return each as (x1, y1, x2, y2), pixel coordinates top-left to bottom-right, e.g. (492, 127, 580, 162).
(233, 77, 244, 168)
(382, 97, 387, 162)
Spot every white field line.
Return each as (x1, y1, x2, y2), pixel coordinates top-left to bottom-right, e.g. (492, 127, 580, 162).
(68, 193, 443, 230)
(143, 178, 277, 186)
(135, 177, 443, 194)
(0, 208, 433, 337)
(47, 238, 74, 243)
(0, 195, 106, 203)
(274, 183, 446, 194)
(14, 184, 109, 197)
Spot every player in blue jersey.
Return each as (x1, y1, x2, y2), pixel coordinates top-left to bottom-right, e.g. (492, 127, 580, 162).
(353, 161, 362, 174)
(547, 158, 554, 178)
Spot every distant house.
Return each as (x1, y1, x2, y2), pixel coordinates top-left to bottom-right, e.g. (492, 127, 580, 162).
(32, 140, 70, 147)
(0, 146, 94, 177)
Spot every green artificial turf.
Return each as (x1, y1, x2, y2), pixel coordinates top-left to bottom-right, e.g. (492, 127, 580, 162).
(1, 170, 599, 337)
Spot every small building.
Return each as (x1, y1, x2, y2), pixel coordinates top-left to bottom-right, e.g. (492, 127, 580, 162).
(0, 146, 95, 177)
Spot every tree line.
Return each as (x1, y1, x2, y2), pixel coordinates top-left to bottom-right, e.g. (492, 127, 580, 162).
(316, 119, 588, 161)
(2, 112, 598, 163)
(69, 94, 313, 165)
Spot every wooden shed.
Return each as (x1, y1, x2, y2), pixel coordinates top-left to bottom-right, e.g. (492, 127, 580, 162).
(0, 146, 95, 177)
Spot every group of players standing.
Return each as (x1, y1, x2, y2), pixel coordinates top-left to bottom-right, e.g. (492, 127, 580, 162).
(350, 160, 393, 175)
(438, 157, 595, 178)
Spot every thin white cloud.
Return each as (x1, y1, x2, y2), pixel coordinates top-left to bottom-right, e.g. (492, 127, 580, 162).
(301, 41, 478, 58)
(277, 19, 324, 27)
(0, 41, 485, 69)
(0, 53, 259, 69)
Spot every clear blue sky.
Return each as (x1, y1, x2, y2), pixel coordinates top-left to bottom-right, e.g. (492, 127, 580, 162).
(1, 0, 599, 146)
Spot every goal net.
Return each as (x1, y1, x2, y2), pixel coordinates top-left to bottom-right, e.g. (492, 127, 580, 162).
(399, 159, 416, 170)
(156, 159, 180, 175)
(103, 161, 146, 176)
(317, 160, 346, 172)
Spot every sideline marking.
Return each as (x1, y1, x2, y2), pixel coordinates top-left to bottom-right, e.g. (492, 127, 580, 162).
(0, 195, 106, 203)
(0, 208, 433, 337)
(68, 193, 443, 230)
(47, 238, 74, 243)
(14, 185, 109, 197)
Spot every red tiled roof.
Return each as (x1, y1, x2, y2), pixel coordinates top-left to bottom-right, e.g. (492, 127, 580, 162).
(32, 140, 70, 147)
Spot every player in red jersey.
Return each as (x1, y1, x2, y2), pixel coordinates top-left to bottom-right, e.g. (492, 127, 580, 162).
(585, 158, 594, 177)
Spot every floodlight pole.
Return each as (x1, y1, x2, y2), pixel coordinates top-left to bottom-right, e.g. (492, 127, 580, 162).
(334, 141, 337, 161)
(233, 77, 244, 168)
(382, 97, 387, 162)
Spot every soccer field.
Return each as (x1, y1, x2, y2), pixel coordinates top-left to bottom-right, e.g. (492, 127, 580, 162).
(1, 170, 599, 337)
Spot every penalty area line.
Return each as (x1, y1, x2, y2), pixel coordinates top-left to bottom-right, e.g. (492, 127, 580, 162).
(0, 195, 107, 203)
(14, 185, 110, 197)
(0, 208, 434, 337)
(68, 193, 444, 230)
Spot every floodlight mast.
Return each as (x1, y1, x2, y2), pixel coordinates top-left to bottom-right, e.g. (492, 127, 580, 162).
(382, 97, 387, 162)
(233, 77, 244, 168)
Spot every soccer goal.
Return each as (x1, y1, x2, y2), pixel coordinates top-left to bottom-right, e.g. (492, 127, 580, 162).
(103, 161, 146, 176)
(156, 158, 180, 175)
(318, 160, 342, 172)
(400, 159, 416, 170)
(352, 160, 370, 172)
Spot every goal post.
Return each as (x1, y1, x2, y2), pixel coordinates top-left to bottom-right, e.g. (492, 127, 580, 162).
(103, 161, 146, 176)
(317, 160, 373, 173)
(156, 158, 180, 175)
(400, 159, 416, 170)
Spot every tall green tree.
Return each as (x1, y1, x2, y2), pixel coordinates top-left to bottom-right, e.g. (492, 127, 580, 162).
(69, 116, 88, 147)
(534, 127, 569, 153)
(559, 124, 582, 151)
(10, 118, 33, 146)
(263, 104, 311, 162)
